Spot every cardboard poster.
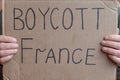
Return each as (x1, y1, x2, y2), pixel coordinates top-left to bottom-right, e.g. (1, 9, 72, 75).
(3, 0, 118, 80)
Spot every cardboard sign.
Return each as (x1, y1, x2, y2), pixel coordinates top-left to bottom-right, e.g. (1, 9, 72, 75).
(3, 0, 118, 80)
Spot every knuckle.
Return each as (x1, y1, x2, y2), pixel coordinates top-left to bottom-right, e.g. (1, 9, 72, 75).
(106, 35, 112, 39)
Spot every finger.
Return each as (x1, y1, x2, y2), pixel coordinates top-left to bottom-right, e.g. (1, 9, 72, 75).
(104, 35, 120, 42)
(0, 43, 18, 50)
(108, 55, 120, 66)
(0, 35, 17, 43)
(101, 40, 120, 50)
(0, 55, 14, 64)
(0, 49, 18, 57)
(102, 47, 120, 57)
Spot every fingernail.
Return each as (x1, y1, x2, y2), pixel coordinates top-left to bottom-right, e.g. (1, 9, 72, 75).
(15, 44, 19, 48)
(8, 55, 14, 59)
(12, 38, 17, 43)
(8, 36, 17, 43)
(105, 36, 108, 39)
(101, 41, 106, 44)
(102, 47, 108, 51)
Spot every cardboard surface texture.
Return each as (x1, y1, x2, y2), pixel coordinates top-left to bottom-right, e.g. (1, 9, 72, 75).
(3, 0, 118, 80)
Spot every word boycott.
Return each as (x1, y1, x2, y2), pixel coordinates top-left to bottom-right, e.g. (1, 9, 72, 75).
(13, 7, 104, 31)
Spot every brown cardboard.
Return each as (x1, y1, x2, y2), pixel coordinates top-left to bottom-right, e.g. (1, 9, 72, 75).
(3, 0, 118, 80)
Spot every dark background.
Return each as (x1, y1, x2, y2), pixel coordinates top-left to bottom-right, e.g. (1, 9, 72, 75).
(0, 11, 3, 80)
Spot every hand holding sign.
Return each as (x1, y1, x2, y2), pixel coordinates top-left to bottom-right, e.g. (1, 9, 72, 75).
(0, 35, 18, 64)
(101, 28, 120, 66)
(0, 0, 18, 64)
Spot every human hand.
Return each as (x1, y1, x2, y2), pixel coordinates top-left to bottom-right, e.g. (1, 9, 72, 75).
(101, 29, 120, 66)
(0, 35, 18, 64)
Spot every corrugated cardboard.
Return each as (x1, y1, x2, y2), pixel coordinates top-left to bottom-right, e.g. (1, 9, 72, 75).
(3, 0, 118, 80)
